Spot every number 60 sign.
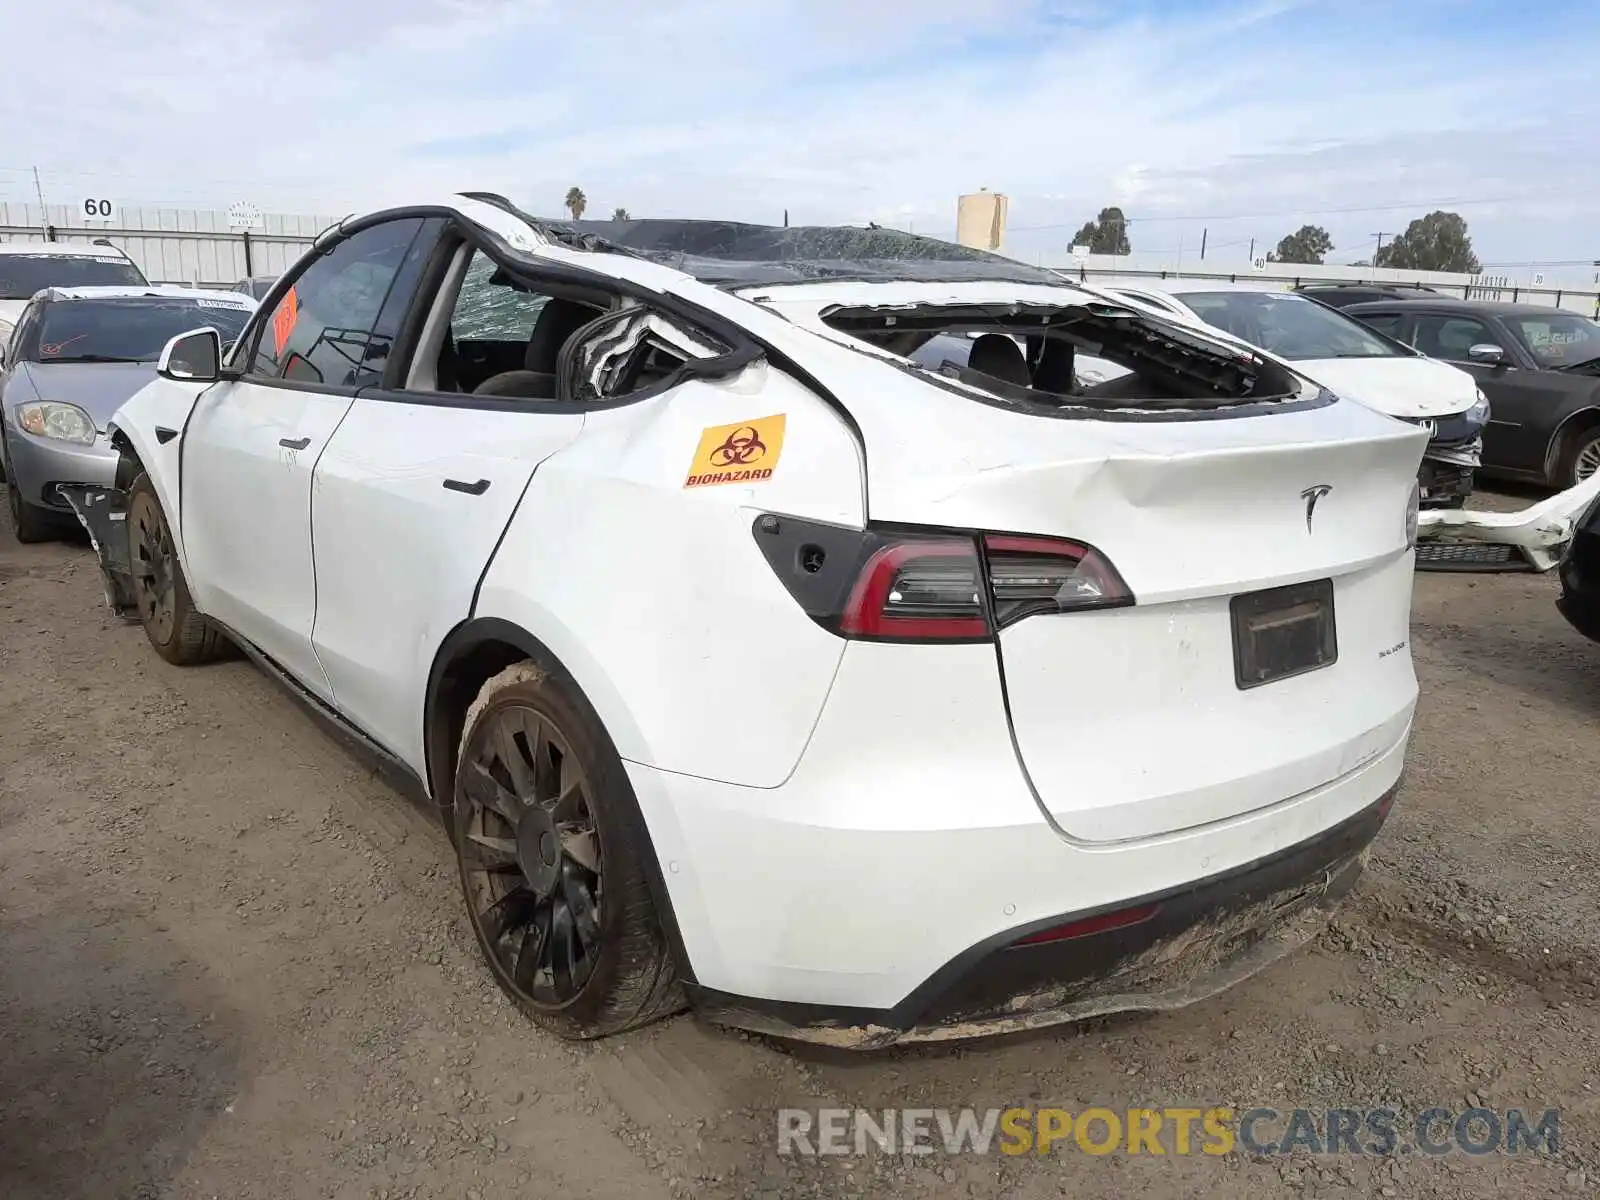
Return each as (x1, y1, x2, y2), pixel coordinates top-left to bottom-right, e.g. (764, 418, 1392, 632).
(81, 197, 118, 224)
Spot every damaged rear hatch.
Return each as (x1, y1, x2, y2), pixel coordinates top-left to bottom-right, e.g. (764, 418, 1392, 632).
(531, 219, 1426, 845)
(750, 279, 1426, 846)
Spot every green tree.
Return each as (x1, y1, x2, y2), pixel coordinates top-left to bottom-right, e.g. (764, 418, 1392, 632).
(1269, 224, 1333, 265)
(611, 206, 630, 221)
(1070, 206, 1131, 255)
(1374, 211, 1480, 273)
(564, 187, 588, 220)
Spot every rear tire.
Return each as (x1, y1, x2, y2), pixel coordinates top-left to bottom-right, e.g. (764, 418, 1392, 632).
(7, 480, 58, 544)
(453, 660, 683, 1039)
(127, 473, 229, 665)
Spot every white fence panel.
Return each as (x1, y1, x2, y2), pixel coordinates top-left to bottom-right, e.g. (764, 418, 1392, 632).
(0, 202, 341, 288)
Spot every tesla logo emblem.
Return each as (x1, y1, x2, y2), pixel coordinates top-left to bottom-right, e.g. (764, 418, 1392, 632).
(1301, 484, 1333, 531)
(710, 426, 768, 467)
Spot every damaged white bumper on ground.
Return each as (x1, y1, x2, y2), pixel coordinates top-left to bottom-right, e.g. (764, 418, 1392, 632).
(1414, 472, 1600, 572)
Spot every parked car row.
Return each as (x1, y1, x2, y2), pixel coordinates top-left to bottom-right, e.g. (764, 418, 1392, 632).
(46, 196, 1424, 1049)
(1, 284, 256, 540)
(1341, 298, 1600, 490)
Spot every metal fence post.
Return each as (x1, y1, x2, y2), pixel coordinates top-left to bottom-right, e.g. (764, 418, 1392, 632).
(242, 230, 254, 278)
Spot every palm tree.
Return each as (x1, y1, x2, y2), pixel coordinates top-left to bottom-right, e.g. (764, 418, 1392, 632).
(564, 187, 587, 220)
(612, 207, 630, 221)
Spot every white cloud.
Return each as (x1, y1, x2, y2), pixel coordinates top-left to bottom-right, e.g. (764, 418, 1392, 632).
(4, 0, 1597, 273)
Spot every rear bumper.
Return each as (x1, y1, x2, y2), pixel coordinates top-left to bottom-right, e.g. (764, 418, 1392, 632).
(626, 635, 1413, 1031)
(684, 787, 1394, 1048)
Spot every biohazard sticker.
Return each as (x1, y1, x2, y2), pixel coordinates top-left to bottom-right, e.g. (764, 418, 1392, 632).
(684, 414, 786, 488)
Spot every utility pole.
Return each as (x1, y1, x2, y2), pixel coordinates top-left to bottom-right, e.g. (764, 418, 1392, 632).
(1199, 227, 1207, 260)
(32, 166, 47, 234)
(1247, 237, 1255, 264)
(1371, 232, 1387, 277)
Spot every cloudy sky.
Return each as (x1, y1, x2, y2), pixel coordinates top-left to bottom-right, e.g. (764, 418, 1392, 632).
(4, 0, 1597, 274)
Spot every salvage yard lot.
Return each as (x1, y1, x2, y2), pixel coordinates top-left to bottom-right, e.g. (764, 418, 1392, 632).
(1, 494, 1598, 1200)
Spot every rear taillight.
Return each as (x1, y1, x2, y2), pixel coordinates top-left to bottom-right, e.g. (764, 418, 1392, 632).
(752, 515, 1132, 643)
(982, 535, 1131, 627)
(840, 540, 988, 639)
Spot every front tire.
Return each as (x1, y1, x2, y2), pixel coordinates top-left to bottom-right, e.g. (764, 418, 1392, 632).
(126, 473, 229, 665)
(7, 480, 58, 544)
(453, 661, 683, 1039)
(1557, 426, 1600, 490)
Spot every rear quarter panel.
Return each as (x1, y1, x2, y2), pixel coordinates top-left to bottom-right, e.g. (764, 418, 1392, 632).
(474, 361, 865, 789)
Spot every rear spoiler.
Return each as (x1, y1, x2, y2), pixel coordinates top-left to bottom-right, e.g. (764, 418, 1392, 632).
(1414, 473, 1600, 572)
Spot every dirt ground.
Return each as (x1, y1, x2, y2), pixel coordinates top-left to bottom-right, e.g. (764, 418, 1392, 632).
(3, 492, 1599, 1200)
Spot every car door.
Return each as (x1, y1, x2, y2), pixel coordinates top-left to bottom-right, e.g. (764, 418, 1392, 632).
(1405, 310, 1549, 473)
(308, 240, 589, 773)
(179, 217, 432, 699)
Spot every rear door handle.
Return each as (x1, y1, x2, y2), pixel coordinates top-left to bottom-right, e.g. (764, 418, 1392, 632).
(154, 426, 178, 444)
(279, 437, 311, 450)
(443, 478, 491, 495)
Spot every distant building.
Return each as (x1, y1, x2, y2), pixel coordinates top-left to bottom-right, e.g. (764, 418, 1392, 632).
(957, 191, 1008, 252)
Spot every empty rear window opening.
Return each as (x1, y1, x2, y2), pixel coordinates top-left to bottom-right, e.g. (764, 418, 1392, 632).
(820, 302, 1307, 413)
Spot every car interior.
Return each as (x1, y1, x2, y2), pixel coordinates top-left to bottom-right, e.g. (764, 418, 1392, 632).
(406, 245, 614, 398)
(405, 245, 706, 402)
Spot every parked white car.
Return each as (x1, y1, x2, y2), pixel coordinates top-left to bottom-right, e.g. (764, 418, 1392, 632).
(0, 242, 148, 341)
(1101, 282, 1488, 507)
(71, 197, 1425, 1047)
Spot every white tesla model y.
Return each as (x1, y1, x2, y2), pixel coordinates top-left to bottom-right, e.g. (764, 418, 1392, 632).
(68, 195, 1425, 1047)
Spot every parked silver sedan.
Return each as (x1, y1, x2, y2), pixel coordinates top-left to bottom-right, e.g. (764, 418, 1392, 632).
(1, 286, 255, 541)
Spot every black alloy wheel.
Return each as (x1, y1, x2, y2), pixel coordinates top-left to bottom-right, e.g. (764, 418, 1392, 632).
(452, 661, 683, 1039)
(457, 700, 605, 1006)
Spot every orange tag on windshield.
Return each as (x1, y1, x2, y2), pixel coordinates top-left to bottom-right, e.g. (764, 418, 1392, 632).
(271, 287, 300, 356)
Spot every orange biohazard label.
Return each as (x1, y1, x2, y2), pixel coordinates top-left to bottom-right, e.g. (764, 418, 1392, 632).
(684, 414, 786, 488)
(271, 286, 300, 357)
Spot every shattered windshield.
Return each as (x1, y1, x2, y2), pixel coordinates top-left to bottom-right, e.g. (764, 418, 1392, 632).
(541, 217, 1064, 288)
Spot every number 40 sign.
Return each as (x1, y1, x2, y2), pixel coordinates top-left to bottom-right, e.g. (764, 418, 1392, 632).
(80, 196, 119, 225)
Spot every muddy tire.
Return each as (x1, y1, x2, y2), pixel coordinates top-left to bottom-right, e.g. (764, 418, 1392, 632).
(453, 660, 683, 1039)
(127, 473, 229, 666)
(7, 480, 58, 544)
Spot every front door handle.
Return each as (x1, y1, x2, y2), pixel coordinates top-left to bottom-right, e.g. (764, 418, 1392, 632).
(443, 478, 491, 495)
(279, 437, 311, 450)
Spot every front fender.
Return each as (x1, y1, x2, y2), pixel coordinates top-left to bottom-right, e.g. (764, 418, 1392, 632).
(106, 375, 214, 578)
